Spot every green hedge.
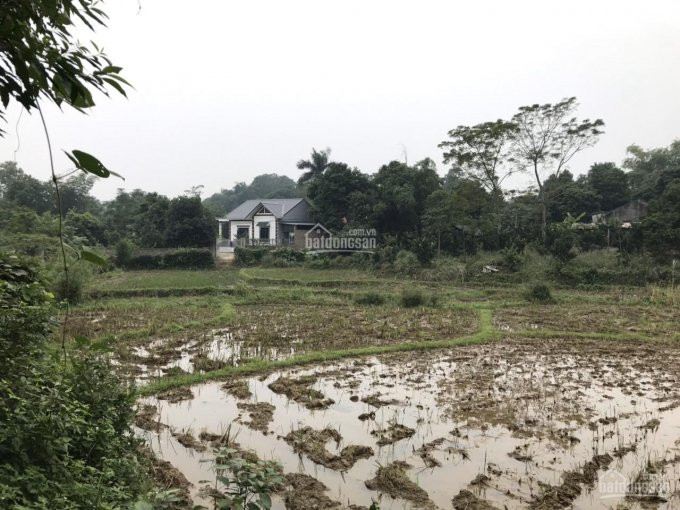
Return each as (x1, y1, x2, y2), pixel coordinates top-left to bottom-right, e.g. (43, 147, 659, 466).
(234, 247, 305, 267)
(125, 248, 214, 270)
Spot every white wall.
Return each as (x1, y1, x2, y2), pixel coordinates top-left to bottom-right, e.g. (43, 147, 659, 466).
(253, 214, 276, 241)
(229, 221, 251, 240)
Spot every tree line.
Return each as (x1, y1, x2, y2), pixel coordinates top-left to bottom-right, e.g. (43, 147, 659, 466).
(2, 99, 679, 262)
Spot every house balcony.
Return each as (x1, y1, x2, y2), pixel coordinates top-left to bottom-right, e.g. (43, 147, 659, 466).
(216, 237, 294, 253)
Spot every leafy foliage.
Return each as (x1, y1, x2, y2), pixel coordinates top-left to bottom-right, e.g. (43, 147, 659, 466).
(205, 448, 284, 510)
(524, 282, 555, 304)
(0, 0, 128, 133)
(124, 248, 215, 270)
(0, 254, 148, 508)
(439, 119, 518, 196)
(296, 147, 332, 185)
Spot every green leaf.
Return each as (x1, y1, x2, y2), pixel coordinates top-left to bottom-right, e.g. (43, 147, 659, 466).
(259, 493, 272, 509)
(80, 249, 107, 267)
(64, 150, 124, 180)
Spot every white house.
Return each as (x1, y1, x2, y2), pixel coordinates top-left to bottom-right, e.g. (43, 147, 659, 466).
(216, 198, 316, 251)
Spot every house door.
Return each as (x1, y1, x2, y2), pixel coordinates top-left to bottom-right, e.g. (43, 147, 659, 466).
(236, 227, 249, 246)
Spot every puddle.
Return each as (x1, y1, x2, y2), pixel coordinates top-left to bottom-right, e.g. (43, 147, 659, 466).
(125, 328, 300, 381)
(138, 339, 680, 509)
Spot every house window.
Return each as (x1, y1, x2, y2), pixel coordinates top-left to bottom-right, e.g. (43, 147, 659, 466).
(259, 226, 270, 239)
(236, 227, 249, 239)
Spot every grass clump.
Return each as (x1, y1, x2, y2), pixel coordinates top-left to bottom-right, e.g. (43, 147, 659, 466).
(400, 288, 438, 308)
(525, 282, 555, 304)
(354, 291, 387, 306)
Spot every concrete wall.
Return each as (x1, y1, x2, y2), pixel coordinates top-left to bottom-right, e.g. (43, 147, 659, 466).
(253, 214, 276, 242)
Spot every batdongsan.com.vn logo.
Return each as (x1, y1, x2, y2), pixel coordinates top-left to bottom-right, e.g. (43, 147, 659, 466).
(598, 469, 670, 502)
(304, 224, 377, 253)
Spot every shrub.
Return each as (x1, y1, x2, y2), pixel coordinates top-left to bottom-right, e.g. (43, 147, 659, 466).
(125, 254, 162, 270)
(354, 291, 387, 305)
(207, 447, 284, 510)
(304, 254, 331, 269)
(410, 238, 436, 265)
(271, 248, 305, 264)
(114, 238, 135, 267)
(52, 261, 95, 304)
(124, 249, 214, 270)
(162, 248, 214, 269)
(393, 250, 419, 275)
(400, 288, 428, 307)
(525, 282, 555, 304)
(234, 247, 269, 267)
(500, 246, 524, 272)
(0, 254, 149, 508)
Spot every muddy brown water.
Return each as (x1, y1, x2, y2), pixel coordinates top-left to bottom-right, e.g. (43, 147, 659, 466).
(128, 328, 300, 380)
(139, 339, 680, 509)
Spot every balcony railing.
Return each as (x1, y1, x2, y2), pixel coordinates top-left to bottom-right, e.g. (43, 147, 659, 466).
(216, 238, 294, 249)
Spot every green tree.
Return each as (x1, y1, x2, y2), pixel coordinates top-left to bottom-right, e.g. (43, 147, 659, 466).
(587, 162, 630, 212)
(64, 210, 107, 246)
(296, 148, 332, 185)
(439, 120, 518, 198)
(306, 162, 372, 229)
(641, 179, 680, 259)
(373, 159, 441, 241)
(164, 196, 216, 248)
(0, 161, 53, 213)
(134, 192, 170, 247)
(543, 171, 598, 222)
(203, 173, 301, 216)
(423, 189, 454, 255)
(624, 141, 680, 200)
(510, 97, 604, 240)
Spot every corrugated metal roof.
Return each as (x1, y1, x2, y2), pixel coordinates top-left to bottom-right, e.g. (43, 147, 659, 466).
(225, 198, 306, 220)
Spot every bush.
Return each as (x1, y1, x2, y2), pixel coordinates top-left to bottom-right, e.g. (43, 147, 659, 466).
(553, 249, 668, 286)
(410, 238, 436, 265)
(0, 254, 149, 508)
(500, 246, 524, 272)
(124, 249, 214, 270)
(162, 248, 214, 269)
(354, 291, 387, 305)
(399, 288, 437, 307)
(304, 255, 331, 269)
(393, 250, 419, 275)
(260, 248, 306, 268)
(234, 247, 270, 267)
(525, 282, 555, 304)
(125, 254, 162, 270)
(115, 238, 135, 268)
(52, 261, 95, 305)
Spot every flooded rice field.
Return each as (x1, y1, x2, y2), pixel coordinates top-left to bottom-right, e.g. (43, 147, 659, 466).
(115, 304, 478, 380)
(137, 338, 680, 509)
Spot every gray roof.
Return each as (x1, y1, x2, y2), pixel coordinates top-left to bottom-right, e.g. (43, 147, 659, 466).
(224, 198, 308, 221)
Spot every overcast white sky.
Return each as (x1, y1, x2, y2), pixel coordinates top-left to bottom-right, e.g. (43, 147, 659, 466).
(2, 0, 680, 200)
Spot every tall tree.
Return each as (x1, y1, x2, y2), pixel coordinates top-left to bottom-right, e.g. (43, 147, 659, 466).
(296, 148, 332, 184)
(373, 159, 441, 240)
(587, 162, 630, 212)
(164, 196, 215, 248)
(0, 161, 53, 213)
(306, 162, 371, 229)
(439, 120, 518, 198)
(510, 97, 604, 239)
(423, 190, 454, 255)
(624, 141, 680, 200)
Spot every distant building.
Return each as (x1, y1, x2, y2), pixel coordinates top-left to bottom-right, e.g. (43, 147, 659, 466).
(216, 198, 316, 252)
(592, 199, 648, 227)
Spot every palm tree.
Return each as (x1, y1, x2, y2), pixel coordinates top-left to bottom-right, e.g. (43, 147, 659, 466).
(297, 147, 331, 184)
